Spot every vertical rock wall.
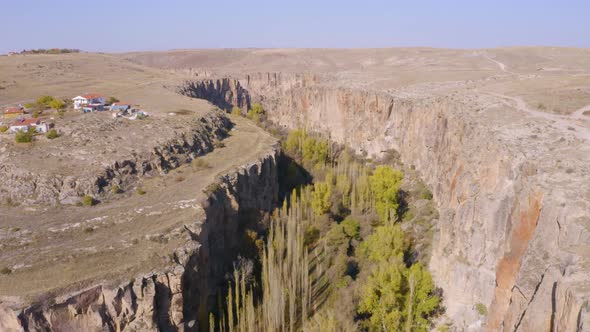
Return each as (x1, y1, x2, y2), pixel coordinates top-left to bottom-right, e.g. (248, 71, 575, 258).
(179, 75, 590, 331)
(0, 146, 280, 332)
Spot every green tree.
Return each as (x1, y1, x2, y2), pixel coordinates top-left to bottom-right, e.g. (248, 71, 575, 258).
(341, 217, 360, 240)
(370, 166, 404, 222)
(404, 263, 440, 332)
(311, 181, 332, 215)
(313, 139, 329, 165)
(36, 95, 55, 108)
(360, 223, 406, 263)
(358, 262, 406, 331)
(285, 129, 305, 155)
(302, 137, 317, 163)
(49, 98, 65, 111)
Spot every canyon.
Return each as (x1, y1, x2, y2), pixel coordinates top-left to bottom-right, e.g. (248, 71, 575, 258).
(1, 48, 589, 331)
(169, 48, 590, 331)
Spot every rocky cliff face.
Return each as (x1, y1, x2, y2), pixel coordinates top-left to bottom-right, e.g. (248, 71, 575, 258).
(0, 147, 280, 332)
(179, 74, 590, 331)
(0, 112, 232, 206)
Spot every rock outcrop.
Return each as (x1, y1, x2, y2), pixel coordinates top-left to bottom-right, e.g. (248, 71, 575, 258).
(179, 74, 590, 331)
(0, 145, 280, 331)
(0, 112, 232, 206)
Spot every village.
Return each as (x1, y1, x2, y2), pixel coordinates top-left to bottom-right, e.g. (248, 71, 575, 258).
(0, 93, 148, 143)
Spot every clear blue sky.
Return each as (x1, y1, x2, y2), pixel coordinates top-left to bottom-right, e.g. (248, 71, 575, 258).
(1, 0, 588, 53)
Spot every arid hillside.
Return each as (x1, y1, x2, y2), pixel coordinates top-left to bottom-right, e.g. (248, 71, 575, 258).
(126, 47, 590, 331)
(0, 48, 589, 331)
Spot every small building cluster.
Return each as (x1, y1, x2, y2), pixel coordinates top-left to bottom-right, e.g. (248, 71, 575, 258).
(1, 92, 148, 140)
(70, 94, 146, 119)
(1, 106, 50, 134)
(72, 94, 107, 112)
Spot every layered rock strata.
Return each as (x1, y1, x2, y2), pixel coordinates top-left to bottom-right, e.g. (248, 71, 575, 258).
(0, 144, 280, 331)
(179, 74, 590, 331)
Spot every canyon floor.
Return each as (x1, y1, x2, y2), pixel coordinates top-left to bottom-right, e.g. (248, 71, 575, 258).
(1, 48, 589, 331)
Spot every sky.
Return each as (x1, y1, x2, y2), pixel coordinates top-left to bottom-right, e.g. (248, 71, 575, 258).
(1, 0, 589, 53)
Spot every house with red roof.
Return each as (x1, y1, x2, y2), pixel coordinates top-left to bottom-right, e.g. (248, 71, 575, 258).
(72, 93, 106, 110)
(9, 118, 49, 133)
(3, 107, 25, 120)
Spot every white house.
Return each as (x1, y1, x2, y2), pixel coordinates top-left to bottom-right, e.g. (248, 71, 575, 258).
(72, 94, 106, 110)
(8, 118, 48, 133)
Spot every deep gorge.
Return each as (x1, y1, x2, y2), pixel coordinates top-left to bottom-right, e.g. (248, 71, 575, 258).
(179, 74, 588, 331)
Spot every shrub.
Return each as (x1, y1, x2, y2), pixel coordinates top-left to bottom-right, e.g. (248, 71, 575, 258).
(537, 103, 546, 110)
(46, 128, 59, 139)
(111, 184, 121, 194)
(0, 267, 12, 275)
(15, 130, 33, 143)
(192, 158, 211, 170)
(231, 106, 242, 117)
(0, 125, 8, 133)
(421, 189, 433, 200)
(214, 140, 225, 148)
(84, 227, 94, 234)
(475, 303, 488, 316)
(136, 188, 146, 195)
(82, 195, 95, 206)
(107, 96, 120, 104)
(175, 176, 185, 182)
(247, 103, 264, 123)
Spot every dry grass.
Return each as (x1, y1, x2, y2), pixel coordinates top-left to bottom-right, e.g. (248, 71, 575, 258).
(0, 117, 277, 301)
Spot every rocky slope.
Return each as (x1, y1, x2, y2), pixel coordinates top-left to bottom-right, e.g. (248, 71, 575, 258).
(0, 144, 280, 331)
(179, 74, 590, 331)
(0, 112, 232, 206)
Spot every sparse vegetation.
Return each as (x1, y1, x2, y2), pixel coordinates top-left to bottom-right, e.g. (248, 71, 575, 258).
(0, 267, 12, 275)
(136, 188, 146, 195)
(82, 195, 95, 206)
(192, 158, 211, 170)
(49, 98, 65, 111)
(475, 303, 488, 316)
(111, 184, 122, 194)
(36, 95, 55, 108)
(231, 106, 242, 117)
(15, 130, 33, 143)
(46, 128, 59, 139)
(247, 103, 264, 123)
(214, 140, 225, 148)
(16, 48, 81, 55)
(537, 102, 546, 110)
(0, 125, 8, 133)
(84, 227, 94, 234)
